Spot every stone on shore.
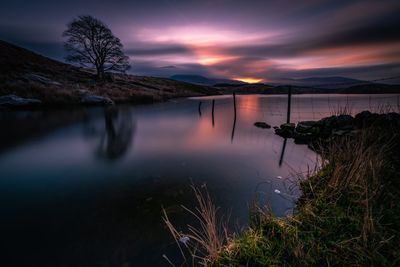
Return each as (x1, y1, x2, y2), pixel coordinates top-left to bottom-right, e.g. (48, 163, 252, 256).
(0, 94, 42, 108)
(24, 73, 61, 86)
(296, 121, 317, 133)
(81, 95, 114, 105)
(275, 110, 400, 146)
(280, 123, 295, 130)
(336, 115, 354, 128)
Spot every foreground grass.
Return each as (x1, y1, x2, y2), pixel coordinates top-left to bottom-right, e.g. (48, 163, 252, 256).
(214, 125, 399, 266)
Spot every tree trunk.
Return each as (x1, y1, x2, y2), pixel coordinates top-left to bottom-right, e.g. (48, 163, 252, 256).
(96, 65, 105, 81)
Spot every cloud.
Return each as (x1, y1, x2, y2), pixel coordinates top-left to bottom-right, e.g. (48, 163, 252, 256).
(125, 44, 192, 56)
(1, 0, 399, 80)
(160, 65, 177, 69)
(129, 60, 210, 77)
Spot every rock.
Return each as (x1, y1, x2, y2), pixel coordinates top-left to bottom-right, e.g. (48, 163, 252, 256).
(385, 112, 400, 126)
(81, 95, 114, 105)
(280, 123, 295, 130)
(0, 94, 41, 108)
(347, 129, 361, 137)
(275, 128, 293, 138)
(275, 123, 295, 138)
(319, 127, 333, 138)
(293, 132, 313, 144)
(254, 122, 271, 129)
(309, 126, 321, 135)
(354, 111, 375, 128)
(332, 129, 349, 136)
(76, 89, 90, 95)
(354, 110, 372, 121)
(274, 111, 400, 144)
(24, 73, 61, 86)
(296, 121, 317, 133)
(336, 114, 354, 128)
(317, 115, 338, 128)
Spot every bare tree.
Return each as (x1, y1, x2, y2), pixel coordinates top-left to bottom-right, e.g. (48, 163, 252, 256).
(63, 15, 130, 80)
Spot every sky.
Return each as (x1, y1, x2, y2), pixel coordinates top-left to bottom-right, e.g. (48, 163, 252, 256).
(0, 0, 399, 83)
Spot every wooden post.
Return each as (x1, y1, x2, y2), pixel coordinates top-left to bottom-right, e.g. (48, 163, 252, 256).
(369, 95, 372, 110)
(212, 99, 215, 127)
(198, 101, 202, 117)
(286, 86, 292, 124)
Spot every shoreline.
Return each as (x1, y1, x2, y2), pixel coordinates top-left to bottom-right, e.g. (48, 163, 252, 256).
(164, 110, 400, 266)
(217, 112, 400, 266)
(1, 92, 399, 111)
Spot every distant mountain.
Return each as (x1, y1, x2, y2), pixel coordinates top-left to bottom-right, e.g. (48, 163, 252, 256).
(214, 82, 400, 95)
(170, 74, 246, 86)
(278, 76, 367, 89)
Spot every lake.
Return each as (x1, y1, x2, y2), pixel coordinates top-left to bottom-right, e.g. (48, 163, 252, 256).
(0, 94, 398, 266)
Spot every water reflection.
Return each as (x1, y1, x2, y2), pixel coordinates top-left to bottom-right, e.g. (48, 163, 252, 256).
(97, 107, 135, 160)
(279, 138, 288, 167)
(1, 94, 396, 267)
(231, 112, 237, 143)
(198, 101, 202, 117)
(211, 99, 215, 128)
(82, 107, 135, 160)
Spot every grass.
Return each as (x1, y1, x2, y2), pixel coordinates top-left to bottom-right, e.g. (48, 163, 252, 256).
(164, 118, 400, 266)
(0, 40, 214, 106)
(214, 123, 400, 266)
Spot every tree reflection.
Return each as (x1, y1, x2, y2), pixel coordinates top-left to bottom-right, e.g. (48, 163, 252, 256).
(96, 107, 135, 160)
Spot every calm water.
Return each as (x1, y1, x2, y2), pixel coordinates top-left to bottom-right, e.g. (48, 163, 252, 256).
(0, 94, 398, 266)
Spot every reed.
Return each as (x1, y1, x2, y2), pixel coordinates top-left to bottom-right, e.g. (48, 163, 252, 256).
(215, 122, 400, 266)
(163, 115, 400, 266)
(163, 185, 230, 266)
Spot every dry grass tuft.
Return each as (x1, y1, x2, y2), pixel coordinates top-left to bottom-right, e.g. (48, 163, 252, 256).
(162, 185, 230, 266)
(329, 103, 353, 116)
(215, 119, 400, 266)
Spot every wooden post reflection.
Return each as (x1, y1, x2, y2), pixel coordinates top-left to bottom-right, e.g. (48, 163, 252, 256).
(231, 93, 237, 142)
(212, 99, 215, 127)
(233, 92, 237, 119)
(279, 138, 288, 167)
(198, 101, 202, 117)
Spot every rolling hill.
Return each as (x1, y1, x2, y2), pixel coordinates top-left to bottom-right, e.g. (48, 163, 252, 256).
(0, 40, 214, 106)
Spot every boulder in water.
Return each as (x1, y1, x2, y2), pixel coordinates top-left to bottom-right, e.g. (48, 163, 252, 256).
(254, 122, 271, 129)
(296, 121, 317, 133)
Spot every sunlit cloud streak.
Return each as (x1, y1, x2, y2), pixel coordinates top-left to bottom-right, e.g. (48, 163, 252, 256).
(0, 0, 399, 82)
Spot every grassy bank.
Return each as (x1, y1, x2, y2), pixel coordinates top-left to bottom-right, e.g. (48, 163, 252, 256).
(0, 40, 214, 107)
(213, 123, 399, 266)
(163, 116, 399, 266)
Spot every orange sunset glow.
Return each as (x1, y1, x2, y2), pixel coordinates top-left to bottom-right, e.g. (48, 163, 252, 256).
(234, 77, 263, 83)
(1, 0, 398, 82)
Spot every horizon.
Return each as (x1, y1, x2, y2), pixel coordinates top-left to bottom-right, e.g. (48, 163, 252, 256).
(1, 0, 399, 83)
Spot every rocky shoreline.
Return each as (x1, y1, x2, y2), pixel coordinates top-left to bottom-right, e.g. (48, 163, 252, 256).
(273, 110, 400, 149)
(0, 93, 116, 109)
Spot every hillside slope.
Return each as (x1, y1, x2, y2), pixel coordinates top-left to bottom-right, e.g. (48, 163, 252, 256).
(0, 40, 214, 106)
